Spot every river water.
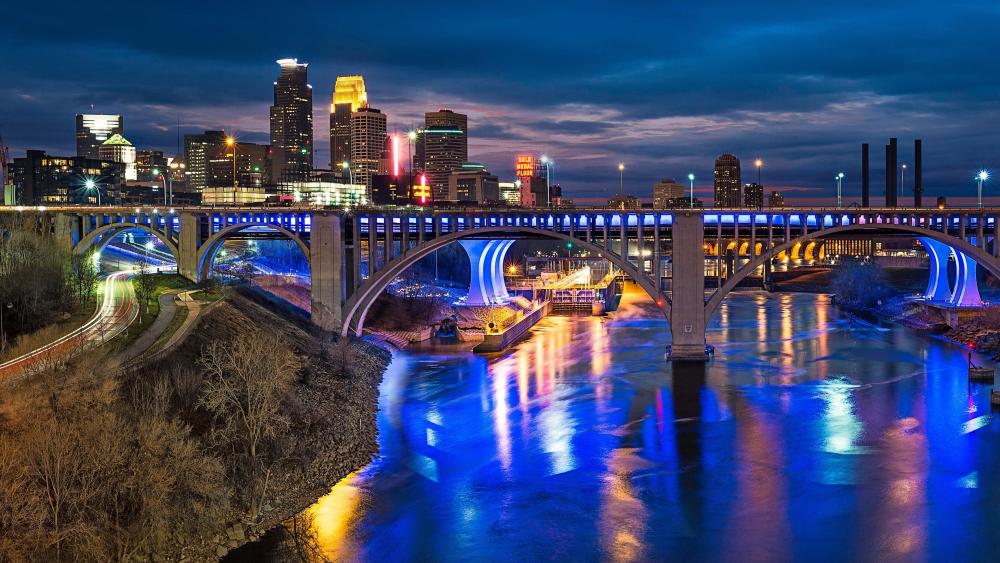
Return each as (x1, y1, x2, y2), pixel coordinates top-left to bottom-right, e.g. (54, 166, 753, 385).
(247, 288, 1000, 561)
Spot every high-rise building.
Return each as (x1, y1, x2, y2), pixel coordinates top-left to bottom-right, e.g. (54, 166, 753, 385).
(329, 75, 368, 169)
(713, 154, 742, 207)
(11, 150, 125, 204)
(269, 58, 313, 185)
(98, 134, 137, 181)
(768, 190, 785, 208)
(183, 130, 226, 192)
(743, 182, 764, 208)
(207, 141, 271, 189)
(349, 107, 387, 190)
(136, 149, 168, 182)
(76, 114, 123, 159)
(652, 179, 685, 207)
(415, 109, 468, 201)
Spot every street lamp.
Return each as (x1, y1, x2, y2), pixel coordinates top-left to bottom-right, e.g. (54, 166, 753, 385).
(407, 130, 417, 192)
(977, 170, 989, 208)
(618, 162, 625, 194)
(836, 172, 845, 208)
(152, 168, 170, 206)
(901, 163, 907, 198)
(687, 173, 695, 208)
(754, 159, 762, 185)
(226, 136, 237, 206)
(84, 178, 101, 206)
(341, 161, 355, 186)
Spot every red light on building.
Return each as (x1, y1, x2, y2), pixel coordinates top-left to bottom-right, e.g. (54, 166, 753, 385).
(515, 154, 535, 179)
(391, 134, 400, 177)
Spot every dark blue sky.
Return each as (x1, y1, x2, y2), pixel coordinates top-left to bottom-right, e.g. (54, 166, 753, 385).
(2, 1, 999, 202)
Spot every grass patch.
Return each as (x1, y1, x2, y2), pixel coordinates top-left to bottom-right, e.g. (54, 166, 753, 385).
(112, 274, 195, 350)
(148, 304, 190, 354)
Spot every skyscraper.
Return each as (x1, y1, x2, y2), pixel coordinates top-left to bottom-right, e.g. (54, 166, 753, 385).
(98, 134, 137, 181)
(415, 109, 468, 201)
(329, 76, 368, 169)
(269, 58, 313, 185)
(183, 130, 226, 192)
(350, 107, 387, 190)
(76, 114, 123, 159)
(652, 179, 685, 207)
(713, 154, 741, 207)
(743, 182, 764, 208)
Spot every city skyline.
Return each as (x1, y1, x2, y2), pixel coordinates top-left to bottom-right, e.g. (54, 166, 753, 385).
(2, 1, 999, 202)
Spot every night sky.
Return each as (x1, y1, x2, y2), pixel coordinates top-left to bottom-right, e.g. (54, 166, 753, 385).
(3, 1, 999, 203)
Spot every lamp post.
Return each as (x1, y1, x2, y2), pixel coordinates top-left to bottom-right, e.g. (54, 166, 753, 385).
(226, 136, 237, 206)
(84, 178, 101, 206)
(152, 168, 170, 206)
(687, 173, 695, 208)
(977, 170, 989, 208)
(836, 172, 845, 208)
(755, 159, 762, 185)
(407, 130, 417, 196)
(341, 161, 355, 186)
(901, 163, 907, 198)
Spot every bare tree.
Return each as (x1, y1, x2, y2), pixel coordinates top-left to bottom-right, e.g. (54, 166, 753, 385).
(198, 327, 301, 519)
(133, 258, 157, 320)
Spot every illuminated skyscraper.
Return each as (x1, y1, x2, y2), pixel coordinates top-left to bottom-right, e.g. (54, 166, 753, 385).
(415, 109, 468, 201)
(76, 114, 123, 159)
(350, 106, 387, 190)
(98, 134, 137, 181)
(652, 179, 685, 207)
(329, 76, 368, 169)
(743, 182, 764, 208)
(269, 58, 313, 185)
(183, 130, 226, 192)
(713, 154, 742, 207)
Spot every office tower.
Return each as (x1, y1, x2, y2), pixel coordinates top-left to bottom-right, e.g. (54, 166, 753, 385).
(98, 134, 137, 181)
(329, 75, 368, 169)
(914, 139, 923, 208)
(207, 141, 271, 188)
(183, 131, 226, 192)
(652, 179, 685, 207)
(416, 109, 468, 201)
(886, 138, 898, 207)
(350, 106, 387, 190)
(269, 58, 313, 185)
(76, 114, 123, 159)
(713, 154, 742, 207)
(136, 149, 168, 182)
(11, 150, 125, 204)
(861, 143, 870, 208)
(768, 191, 785, 208)
(743, 182, 764, 208)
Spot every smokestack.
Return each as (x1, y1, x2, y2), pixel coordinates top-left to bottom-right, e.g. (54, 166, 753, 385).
(862, 143, 870, 207)
(914, 139, 922, 208)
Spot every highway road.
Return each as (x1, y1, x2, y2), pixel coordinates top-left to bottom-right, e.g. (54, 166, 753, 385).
(0, 270, 138, 378)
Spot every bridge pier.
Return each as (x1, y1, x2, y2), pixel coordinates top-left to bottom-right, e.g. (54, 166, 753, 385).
(310, 213, 347, 331)
(669, 212, 707, 361)
(460, 239, 515, 305)
(177, 213, 200, 282)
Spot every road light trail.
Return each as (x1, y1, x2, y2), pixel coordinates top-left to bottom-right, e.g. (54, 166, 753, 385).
(0, 271, 138, 378)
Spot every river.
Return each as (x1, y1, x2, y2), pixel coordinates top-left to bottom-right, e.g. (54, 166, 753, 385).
(239, 287, 1000, 561)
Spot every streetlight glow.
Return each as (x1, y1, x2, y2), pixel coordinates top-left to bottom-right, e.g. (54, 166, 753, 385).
(225, 136, 235, 146)
(978, 170, 989, 182)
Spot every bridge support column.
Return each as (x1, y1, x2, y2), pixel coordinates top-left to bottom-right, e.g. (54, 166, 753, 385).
(918, 237, 952, 301)
(669, 212, 707, 361)
(311, 214, 346, 331)
(177, 213, 200, 282)
(951, 250, 983, 307)
(459, 239, 515, 305)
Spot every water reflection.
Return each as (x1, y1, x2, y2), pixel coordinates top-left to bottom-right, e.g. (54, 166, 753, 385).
(263, 290, 999, 561)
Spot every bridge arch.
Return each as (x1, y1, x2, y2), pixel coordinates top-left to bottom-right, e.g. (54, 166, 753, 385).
(74, 223, 179, 260)
(197, 222, 311, 281)
(340, 225, 668, 337)
(705, 224, 1000, 318)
